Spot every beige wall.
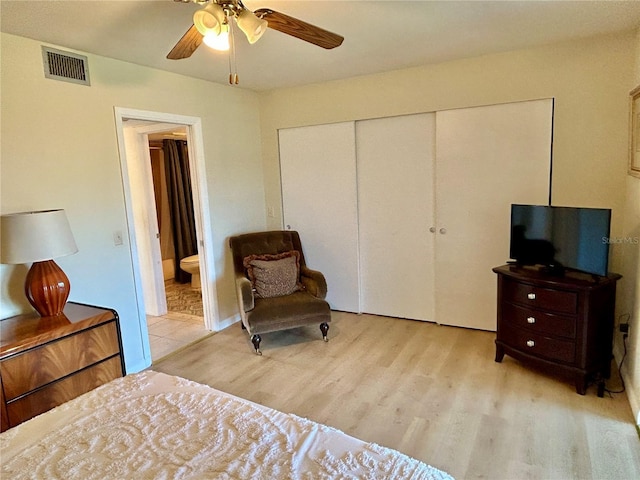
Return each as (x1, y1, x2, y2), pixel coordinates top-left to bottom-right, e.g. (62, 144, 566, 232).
(258, 30, 638, 417)
(618, 27, 640, 425)
(0, 33, 266, 372)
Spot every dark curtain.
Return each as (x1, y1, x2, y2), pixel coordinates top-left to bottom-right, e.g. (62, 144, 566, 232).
(163, 139, 197, 283)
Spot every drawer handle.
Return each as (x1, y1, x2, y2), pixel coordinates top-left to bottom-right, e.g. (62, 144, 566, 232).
(527, 293, 536, 300)
(526, 340, 535, 348)
(527, 316, 536, 324)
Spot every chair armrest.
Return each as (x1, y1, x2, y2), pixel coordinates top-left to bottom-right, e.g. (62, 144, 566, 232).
(235, 275, 255, 312)
(301, 265, 327, 299)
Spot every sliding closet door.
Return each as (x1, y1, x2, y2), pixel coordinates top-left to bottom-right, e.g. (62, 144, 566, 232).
(279, 122, 360, 312)
(356, 114, 436, 321)
(435, 99, 553, 331)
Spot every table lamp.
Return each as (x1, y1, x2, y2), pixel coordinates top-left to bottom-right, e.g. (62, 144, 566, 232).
(1, 209, 78, 317)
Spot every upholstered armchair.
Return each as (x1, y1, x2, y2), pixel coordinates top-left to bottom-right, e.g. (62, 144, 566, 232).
(229, 230, 331, 355)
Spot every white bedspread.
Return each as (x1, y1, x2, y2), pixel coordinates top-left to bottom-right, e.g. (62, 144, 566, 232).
(1, 371, 452, 479)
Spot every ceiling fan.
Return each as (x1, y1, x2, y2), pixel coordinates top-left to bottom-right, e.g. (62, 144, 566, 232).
(167, 0, 344, 64)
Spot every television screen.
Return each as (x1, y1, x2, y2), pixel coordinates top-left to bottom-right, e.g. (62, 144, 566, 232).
(510, 204, 611, 277)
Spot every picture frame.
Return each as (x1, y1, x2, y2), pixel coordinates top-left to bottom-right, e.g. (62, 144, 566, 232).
(629, 85, 640, 178)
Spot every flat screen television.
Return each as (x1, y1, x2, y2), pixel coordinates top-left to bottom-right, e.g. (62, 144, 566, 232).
(509, 204, 611, 277)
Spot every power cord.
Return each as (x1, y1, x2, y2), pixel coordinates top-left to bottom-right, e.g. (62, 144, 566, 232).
(604, 313, 630, 396)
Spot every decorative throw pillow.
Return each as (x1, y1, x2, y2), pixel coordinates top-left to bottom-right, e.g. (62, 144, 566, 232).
(243, 251, 303, 298)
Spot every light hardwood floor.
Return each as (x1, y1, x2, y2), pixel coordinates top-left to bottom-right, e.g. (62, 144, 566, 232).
(153, 311, 640, 479)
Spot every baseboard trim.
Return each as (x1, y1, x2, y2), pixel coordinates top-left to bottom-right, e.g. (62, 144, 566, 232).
(614, 342, 639, 426)
(622, 368, 640, 427)
(216, 313, 240, 332)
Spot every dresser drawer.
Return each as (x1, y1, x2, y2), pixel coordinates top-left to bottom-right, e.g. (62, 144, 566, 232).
(502, 278, 578, 314)
(0, 321, 120, 401)
(502, 302, 576, 339)
(6, 356, 122, 428)
(500, 323, 575, 364)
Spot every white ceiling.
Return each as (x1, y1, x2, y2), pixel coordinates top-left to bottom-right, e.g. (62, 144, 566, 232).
(2, 0, 640, 91)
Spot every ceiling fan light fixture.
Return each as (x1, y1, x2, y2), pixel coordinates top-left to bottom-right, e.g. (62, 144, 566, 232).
(202, 24, 230, 51)
(236, 9, 268, 44)
(193, 3, 226, 36)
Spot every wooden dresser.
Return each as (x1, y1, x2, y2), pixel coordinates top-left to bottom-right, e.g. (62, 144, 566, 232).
(493, 265, 621, 396)
(0, 302, 125, 432)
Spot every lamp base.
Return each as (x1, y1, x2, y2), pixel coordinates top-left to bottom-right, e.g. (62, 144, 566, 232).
(25, 260, 71, 317)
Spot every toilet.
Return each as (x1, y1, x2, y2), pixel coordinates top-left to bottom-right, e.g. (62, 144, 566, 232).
(179, 255, 201, 289)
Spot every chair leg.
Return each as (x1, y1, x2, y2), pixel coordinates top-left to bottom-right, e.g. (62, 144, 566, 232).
(251, 334, 262, 355)
(240, 321, 246, 330)
(320, 322, 329, 342)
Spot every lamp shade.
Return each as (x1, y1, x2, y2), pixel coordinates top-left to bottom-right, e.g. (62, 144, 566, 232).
(1, 209, 78, 264)
(193, 3, 226, 37)
(236, 9, 267, 44)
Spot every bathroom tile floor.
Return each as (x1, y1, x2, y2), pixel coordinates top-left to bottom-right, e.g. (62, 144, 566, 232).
(147, 311, 212, 362)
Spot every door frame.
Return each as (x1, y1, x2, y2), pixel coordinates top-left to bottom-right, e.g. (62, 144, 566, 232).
(114, 107, 220, 335)
(121, 121, 169, 317)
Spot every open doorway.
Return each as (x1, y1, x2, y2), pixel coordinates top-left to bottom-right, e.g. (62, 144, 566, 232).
(146, 129, 209, 360)
(114, 108, 220, 364)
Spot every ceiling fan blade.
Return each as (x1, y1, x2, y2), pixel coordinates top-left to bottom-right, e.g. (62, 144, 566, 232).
(254, 8, 344, 49)
(167, 24, 203, 60)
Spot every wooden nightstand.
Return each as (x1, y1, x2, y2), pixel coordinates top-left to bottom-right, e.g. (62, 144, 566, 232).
(493, 265, 620, 396)
(0, 302, 125, 432)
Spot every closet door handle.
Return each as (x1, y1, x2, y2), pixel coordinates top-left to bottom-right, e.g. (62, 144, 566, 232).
(429, 227, 436, 233)
(439, 228, 447, 234)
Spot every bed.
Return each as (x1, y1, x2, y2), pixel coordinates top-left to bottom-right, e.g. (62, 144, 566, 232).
(1, 370, 453, 479)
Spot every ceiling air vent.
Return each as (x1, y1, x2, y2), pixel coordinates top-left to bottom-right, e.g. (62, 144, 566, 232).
(42, 47, 90, 86)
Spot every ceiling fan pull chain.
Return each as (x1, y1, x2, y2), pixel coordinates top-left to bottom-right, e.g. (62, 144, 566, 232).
(232, 20, 239, 85)
(227, 17, 239, 85)
(227, 23, 233, 85)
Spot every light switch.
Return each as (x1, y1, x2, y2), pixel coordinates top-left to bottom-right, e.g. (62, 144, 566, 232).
(113, 230, 124, 246)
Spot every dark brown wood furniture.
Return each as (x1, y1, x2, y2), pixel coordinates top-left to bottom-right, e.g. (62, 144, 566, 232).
(493, 264, 621, 396)
(0, 302, 125, 432)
